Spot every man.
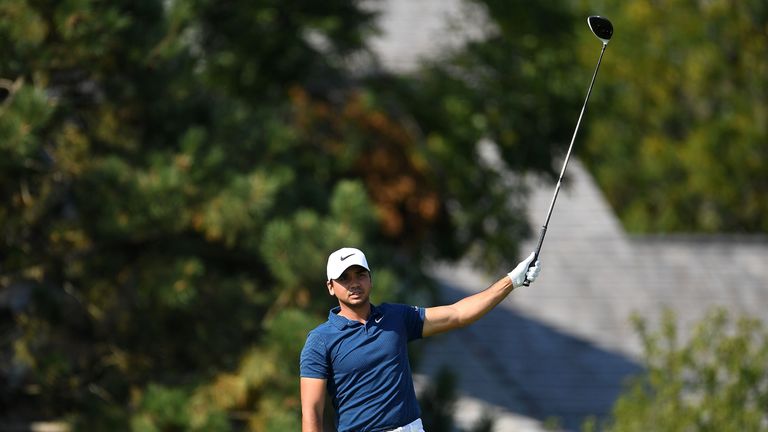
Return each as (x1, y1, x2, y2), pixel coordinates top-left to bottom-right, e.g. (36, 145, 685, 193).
(300, 247, 541, 432)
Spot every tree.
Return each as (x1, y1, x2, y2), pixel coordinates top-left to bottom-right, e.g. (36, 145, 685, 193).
(0, 0, 400, 429)
(373, 0, 585, 267)
(1, 0, 577, 429)
(420, 366, 495, 432)
(579, 0, 768, 233)
(596, 309, 768, 431)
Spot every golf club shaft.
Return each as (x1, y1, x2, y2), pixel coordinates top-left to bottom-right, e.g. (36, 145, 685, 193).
(523, 42, 608, 286)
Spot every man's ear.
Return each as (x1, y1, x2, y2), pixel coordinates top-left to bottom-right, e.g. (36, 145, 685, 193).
(326, 280, 335, 297)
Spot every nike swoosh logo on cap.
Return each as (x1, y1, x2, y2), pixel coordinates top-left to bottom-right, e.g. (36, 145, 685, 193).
(340, 253, 355, 261)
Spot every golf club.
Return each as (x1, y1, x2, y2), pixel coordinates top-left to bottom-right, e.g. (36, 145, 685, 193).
(524, 16, 613, 286)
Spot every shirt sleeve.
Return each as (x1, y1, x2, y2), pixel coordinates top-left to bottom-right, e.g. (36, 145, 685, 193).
(300, 331, 329, 379)
(403, 304, 426, 342)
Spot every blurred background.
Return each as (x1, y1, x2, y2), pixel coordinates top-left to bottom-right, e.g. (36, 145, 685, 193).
(1, 0, 766, 431)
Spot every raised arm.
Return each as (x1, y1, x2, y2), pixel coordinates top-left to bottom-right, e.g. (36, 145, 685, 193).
(300, 377, 326, 432)
(423, 253, 540, 337)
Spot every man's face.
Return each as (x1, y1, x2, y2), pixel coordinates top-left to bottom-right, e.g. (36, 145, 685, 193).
(328, 265, 372, 307)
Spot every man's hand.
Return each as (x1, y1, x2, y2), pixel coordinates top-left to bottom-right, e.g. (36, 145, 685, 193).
(508, 252, 542, 288)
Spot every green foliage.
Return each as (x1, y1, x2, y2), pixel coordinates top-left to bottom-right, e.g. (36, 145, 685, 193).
(420, 367, 459, 431)
(6, 0, 765, 428)
(372, 0, 584, 267)
(130, 384, 231, 432)
(419, 366, 496, 432)
(599, 308, 768, 431)
(0, 0, 589, 428)
(581, 0, 768, 232)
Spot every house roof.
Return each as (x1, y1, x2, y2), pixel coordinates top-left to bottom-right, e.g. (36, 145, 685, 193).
(418, 160, 768, 431)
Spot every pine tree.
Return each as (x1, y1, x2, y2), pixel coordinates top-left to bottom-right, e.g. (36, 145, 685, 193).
(1, 0, 576, 428)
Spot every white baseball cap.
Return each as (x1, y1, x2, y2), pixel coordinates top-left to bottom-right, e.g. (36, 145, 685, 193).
(326, 247, 370, 280)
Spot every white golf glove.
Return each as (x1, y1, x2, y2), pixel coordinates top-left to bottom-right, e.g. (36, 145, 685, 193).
(507, 252, 542, 288)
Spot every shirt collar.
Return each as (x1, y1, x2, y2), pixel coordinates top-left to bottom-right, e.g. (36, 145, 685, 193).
(328, 304, 382, 330)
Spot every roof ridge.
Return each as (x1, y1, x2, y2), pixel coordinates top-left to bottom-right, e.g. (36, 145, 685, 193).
(631, 233, 768, 244)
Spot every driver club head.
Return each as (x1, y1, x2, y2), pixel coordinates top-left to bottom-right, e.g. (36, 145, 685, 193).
(587, 16, 613, 44)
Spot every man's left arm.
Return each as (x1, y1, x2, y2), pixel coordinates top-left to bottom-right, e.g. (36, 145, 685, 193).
(422, 253, 541, 337)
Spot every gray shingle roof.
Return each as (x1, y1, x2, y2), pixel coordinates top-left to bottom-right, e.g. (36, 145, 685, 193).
(366, 0, 488, 72)
(418, 160, 768, 431)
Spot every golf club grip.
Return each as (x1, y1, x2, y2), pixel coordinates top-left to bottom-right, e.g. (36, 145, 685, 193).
(522, 227, 546, 286)
(521, 258, 536, 286)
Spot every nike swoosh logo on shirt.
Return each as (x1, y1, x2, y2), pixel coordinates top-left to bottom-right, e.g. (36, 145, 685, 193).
(340, 253, 355, 261)
(375, 316, 382, 323)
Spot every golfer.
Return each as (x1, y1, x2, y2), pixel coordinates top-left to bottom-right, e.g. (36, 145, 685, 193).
(300, 247, 541, 432)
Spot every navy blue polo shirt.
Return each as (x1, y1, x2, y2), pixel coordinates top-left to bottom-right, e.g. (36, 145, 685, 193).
(300, 303, 426, 432)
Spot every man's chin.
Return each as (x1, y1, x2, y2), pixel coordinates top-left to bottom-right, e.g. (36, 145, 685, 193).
(345, 295, 368, 305)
